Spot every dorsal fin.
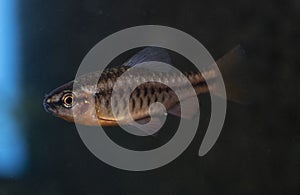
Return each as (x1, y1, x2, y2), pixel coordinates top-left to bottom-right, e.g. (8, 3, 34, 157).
(123, 47, 172, 67)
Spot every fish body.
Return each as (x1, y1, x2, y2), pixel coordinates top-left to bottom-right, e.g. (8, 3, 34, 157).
(43, 46, 243, 126)
(94, 65, 215, 123)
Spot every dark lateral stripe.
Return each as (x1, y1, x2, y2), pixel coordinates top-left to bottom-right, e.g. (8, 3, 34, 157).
(192, 80, 207, 88)
(193, 76, 218, 88)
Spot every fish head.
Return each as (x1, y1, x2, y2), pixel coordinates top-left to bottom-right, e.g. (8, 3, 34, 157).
(43, 80, 99, 125)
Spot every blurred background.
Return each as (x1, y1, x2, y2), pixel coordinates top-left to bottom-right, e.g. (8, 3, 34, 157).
(0, 0, 299, 194)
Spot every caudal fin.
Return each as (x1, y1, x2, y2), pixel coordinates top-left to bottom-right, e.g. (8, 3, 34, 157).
(211, 45, 250, 103)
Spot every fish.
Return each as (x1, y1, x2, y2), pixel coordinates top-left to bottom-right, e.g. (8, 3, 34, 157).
(43, 46, 245, 128)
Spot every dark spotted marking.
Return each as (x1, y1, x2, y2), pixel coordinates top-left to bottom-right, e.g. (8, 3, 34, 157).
(158, 87, 162, 94)
(139, 98, 143, 109)
(105, 99, 110, 108)
(151, 87, 155, 95)
(143, 86, 148, 97)
(131, 99, 135, 112)
(147, 96, 151, 106)
(100, 73, 107, 81)
(136, 88, 140, 97)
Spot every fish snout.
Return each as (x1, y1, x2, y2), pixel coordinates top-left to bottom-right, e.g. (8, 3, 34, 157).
(43, 95, 57, 114)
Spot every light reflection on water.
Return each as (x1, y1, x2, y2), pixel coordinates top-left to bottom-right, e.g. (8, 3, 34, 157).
(0, 0, 27, 178)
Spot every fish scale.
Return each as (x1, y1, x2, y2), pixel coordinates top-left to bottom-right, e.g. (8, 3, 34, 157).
(94, 65, 213, 123)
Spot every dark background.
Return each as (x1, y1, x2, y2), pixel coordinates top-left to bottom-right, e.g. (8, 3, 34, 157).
(1, 0, 300, 194)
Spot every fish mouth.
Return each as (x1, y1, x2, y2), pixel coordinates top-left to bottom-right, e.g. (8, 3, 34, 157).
(43, 96, 58, 115)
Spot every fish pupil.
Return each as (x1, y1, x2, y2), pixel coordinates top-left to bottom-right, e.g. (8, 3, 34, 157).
(65, 96, 72, 104)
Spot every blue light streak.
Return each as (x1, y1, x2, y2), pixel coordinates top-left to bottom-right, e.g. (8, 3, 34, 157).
(0, 0, 27, 178)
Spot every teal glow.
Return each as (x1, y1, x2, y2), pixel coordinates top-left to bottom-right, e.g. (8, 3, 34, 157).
(0, 0, 27, 177)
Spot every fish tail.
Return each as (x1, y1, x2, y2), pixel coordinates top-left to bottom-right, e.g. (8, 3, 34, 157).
(211, 45, 249, 103)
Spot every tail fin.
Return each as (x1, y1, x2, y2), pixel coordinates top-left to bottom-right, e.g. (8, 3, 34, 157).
(211, 45, 249, 103)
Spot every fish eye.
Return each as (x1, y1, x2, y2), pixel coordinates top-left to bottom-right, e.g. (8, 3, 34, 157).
(62, 93, 74, 108)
